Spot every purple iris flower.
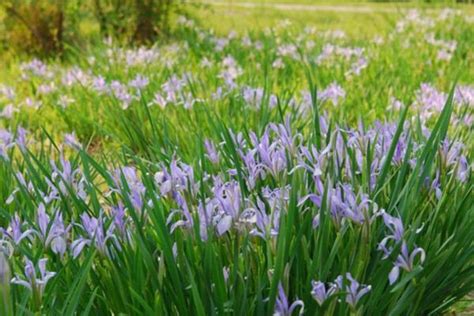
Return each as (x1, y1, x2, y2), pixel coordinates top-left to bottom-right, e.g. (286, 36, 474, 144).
(302, 181, 374, 226)
(162, 75, 185, 104)
(319, 82, 346, 106)
(240, 149, 265, 190)
(343, 273, 372, 308)
(456, 156, 469, 183)
(11, 258, 56, 297)
(273, 283, 304, 316)
(214, 181, 242, 220)
(50, 156, 87, 201)
(71, 213, 117, 258)
(296, 144, 330, 181)
(204, 139, 220, 164)
(269, 117, 301, 154)
(253, 130, 287, 177)
(128, 74, 149, 90)
(245, 198, 279, 239)
(155, 159, 197, 197)
(111, 203, 129, 238)
(0, 214, 34, 246)
(166, 192, 194, 233)
(388, 242, 425, 285)
(311, 280, 338, 306)
(112, 166, 146, 211)
(328, 273, 371, 308)
(378, 212, 404, 258)
(15, 127, 28, 152)
(0, 129, 14, 159)
(197, 199, 215, 241)
(63, 133, 82, 150)
(35, 203, 70, 256)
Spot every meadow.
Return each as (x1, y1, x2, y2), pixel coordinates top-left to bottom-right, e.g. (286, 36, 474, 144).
(0, 3, 473, 315)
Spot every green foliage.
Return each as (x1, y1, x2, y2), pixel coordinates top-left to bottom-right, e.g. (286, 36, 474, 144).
(1, 0, 72, 57)
(91, 0, 179, 44)
(0, 5, 472, 316)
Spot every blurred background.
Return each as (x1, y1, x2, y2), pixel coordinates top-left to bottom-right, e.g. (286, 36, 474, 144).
(0, 0, 472, 60)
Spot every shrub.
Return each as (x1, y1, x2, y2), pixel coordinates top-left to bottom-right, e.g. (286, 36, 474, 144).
(92, 0, 177, 44)
(2, 0, 67, 57)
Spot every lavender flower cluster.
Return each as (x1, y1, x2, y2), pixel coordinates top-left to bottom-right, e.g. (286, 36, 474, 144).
(1, 107, 470, 311)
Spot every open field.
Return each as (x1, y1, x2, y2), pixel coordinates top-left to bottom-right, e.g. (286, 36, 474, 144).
(191, 1, 474, 36)
(0, 2, 473, 315)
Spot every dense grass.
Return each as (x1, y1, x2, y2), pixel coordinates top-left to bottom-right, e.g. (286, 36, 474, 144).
(0, 6, 473, 315)
(191, 1, 474, 36)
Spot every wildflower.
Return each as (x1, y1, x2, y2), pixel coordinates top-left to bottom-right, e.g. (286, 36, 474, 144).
(162, 75, 185, 103)
(277, 44, 298, 59)
(456, 156, 470, 182)
(219, 56, 242, 89)
(34, 204, 70, 256)
(454, 85, 474, 106)
(0, 104, 18, 119)
(155, 159, 197, 197)
(241, 35, 252, 47)
(64, 133, 82, 150)
(242, 86, 264, 108)
(348, 57, 369, 76)
(11, 258, 56, 298)
(15, 127, 28, 152)
(245, 198, 280, 239)
(0, 84, 15, 100)
(343, 273, 371, 308)
(197, 198, 216, 241)
(167, 192, 194, 233)
(111, 203, 129, 238)
(200, 57, 212, 68)
(378, 212, 404, 258)
(128, 74, 149, 90)
(0, 214, 34, 246)
(61, 67, 90, 87)
(112, 166, 146, 211)
(19, 59, 50, 78)
(23, 97, 42, 110)
(311, 280, 338, 306)
(182, 92, 200, 109)
(223, 266, 230, 284)
(110, 81, 134, 109)
(437, 49, 452, 61)
(274, 283, 304, 316)
(71, 213, 117, 258)
(319, 82, 346, 106)
(388, 97, 404, 111)
(413, 83, 447, 120)
(382, 213, 404, 240)
(204, 139, 220, 164)
(214, 37, 229, 52)
(58, 95, 75, 109)
(150, 92, 167, 108)
(37, 83, 56, 95)
(92, 75, 108, 94)
(250, 130, 287, 177)
(212, 181, 242, 235)
(216, 180, 242, 216)
(388, 242, 425, 285)
(330, 273, 371, 308)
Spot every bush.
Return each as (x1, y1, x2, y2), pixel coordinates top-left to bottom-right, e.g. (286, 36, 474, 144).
(0, 0, 180, 57)
(92, 0, 177, 44)
(2, 0, 68, 57)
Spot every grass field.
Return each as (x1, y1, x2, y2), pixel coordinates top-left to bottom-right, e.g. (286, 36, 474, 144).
(191, 0, 474, 36)
(0, 2, 473, 315)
